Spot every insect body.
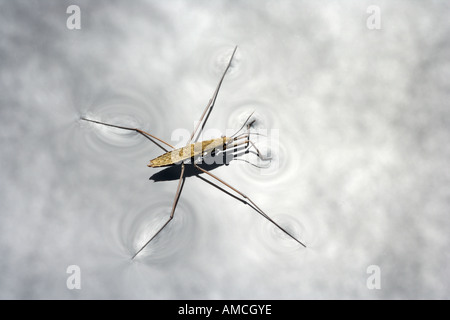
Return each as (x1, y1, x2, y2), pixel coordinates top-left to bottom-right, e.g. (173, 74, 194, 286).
(81, 46, 306, 259)
(148, 137, 231, 167)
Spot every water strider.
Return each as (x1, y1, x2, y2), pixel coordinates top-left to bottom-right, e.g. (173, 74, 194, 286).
(81, 46, 306, 259)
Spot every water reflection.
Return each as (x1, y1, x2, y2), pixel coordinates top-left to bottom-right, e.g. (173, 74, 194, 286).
(77, 87, 166, 157)
(116, 194, 197, 265)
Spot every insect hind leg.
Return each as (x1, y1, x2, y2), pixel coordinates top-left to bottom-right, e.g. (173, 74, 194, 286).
(193, 163, 306, 248)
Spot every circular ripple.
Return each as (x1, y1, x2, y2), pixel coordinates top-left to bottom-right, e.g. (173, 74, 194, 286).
(226, 104, 298, 183)
(254, 213, 308, 255)
(116, 195, 197, 264)
(203, 45, 242, 81)
(198, 44, 261, 89)
(226, 103, 275, 135)
(236, 137, 290, 181)
(77, 88, 165, 157)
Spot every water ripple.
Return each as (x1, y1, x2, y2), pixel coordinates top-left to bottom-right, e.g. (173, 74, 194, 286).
(226, 104, 299, 183)
(254, 213, 308, 255)
(115, 194, 197, 264)
(226, 102, 275, 133)
(198, 44, 261, 90)
(77, 88, 165, 158)
(204, 45, 242, 81)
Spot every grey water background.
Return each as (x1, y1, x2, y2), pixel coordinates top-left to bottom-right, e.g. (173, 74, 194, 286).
(1, 0, 449, 299)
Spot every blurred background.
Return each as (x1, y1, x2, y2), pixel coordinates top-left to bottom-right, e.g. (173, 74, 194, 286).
(0, 0, 449, 299)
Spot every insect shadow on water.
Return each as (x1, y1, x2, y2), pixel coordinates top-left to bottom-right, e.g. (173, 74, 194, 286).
(149, 144, 260, 182)
(81, 46, 306, 259)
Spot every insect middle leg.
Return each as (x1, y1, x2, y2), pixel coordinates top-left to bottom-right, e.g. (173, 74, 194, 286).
(131, 163, 186, 259)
